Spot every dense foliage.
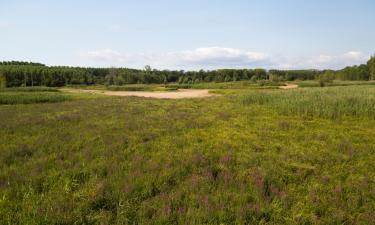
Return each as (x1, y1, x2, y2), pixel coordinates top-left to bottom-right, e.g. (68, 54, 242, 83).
(368, 55, 375, 80)
(0, 72, 5, 90)
(0, 55, 373, 87)
(1, 85, 375, 224)
(0, 61, 45, 66)
(0, 92, 71, 105)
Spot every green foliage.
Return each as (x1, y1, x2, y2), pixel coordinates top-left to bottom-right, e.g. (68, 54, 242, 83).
(4, 87, 59, 92)
(0, 92, 71, 104)
(336, 64, 370, 81)
(269, 69, 321, 81)
(296, 80, 375, 88)
(368, 55, 375, 80)
(1, 55, 374, 88)
(0, 72, 5, 90)
(1, 85, 375, 224)
(318, 70, 335, 87)
(0, 61, 45, 66)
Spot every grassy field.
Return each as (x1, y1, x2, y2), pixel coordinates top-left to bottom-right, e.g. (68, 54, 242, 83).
(294, 80, 375, 88)
(0, 88, 72, 105)
(1, 84, 375, 224)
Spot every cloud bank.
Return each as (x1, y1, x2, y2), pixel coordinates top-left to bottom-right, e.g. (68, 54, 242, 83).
(80, 47, 369, 70)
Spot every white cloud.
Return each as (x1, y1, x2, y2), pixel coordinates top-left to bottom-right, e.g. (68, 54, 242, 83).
(79, 47, 272, 69)
(81, 49, 125, 62)
(158, 47, 270, 69)
(178, 47, 267, 62)
(300, 51, 369, 69)
(79, 48, 369, 70)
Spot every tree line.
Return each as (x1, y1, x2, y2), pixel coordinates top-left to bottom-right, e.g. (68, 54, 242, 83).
(0, 56, 374, 87)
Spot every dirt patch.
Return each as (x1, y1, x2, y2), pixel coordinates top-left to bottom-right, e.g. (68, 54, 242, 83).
(61, 88, 218, 99)
(279, 84, 298, 89)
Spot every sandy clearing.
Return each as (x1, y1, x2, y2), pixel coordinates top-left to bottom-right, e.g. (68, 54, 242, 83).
(279, 84, 299, 89)
(61, 88, 218, 99)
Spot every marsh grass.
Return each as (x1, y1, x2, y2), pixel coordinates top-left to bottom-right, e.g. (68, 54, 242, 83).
(296, 80, 375, 88)
(242, 86, 375, 118)
(1, 85, 375, 224)
(0, 92, 71, 104)
(3, 87, 60, 92)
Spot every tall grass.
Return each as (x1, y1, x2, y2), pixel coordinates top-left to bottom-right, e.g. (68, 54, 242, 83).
(1, 86, 375, 224)
(296, 80, 375, 88)
(241, 86, 375, 118)
(0, 92, 71, 105)
(3, 87, 59, 92)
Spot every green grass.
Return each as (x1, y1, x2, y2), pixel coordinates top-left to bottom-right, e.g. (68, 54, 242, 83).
(295, 80, 375, 87)
(241, 86, 375, 119)
(3, 87, 60, 92)
(0, 92, 72, 105)
(1, 85, 375, 224)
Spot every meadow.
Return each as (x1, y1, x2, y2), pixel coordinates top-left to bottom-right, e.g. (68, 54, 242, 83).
(0, 88, 71, 105)
(0, 83, 375, 224)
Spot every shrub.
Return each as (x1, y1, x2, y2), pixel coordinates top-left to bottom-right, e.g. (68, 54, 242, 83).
(318, 71, 335, 87)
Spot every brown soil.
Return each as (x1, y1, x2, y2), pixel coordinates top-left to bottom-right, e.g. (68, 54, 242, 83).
(279, 84, 299, 89)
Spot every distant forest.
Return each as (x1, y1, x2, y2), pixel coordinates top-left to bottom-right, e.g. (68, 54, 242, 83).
(0, 56, 374, 87)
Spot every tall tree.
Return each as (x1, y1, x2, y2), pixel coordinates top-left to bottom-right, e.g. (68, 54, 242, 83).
(0, 72, 6, 89)
(367, 55, 375, 80)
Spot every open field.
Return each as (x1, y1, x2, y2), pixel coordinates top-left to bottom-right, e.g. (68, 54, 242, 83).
(0, 91, 71, 105)
(2, 1, 375, 224)
(1, 83, 375, 224)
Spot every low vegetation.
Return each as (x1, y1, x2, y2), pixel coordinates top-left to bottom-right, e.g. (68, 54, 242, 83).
(0, 91, 71, 105)
(1, 83, 375, 224)
(242, 86, 375, 119)
(2, 87, 59, 92)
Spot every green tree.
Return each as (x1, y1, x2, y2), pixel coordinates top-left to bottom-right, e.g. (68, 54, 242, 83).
(0, 72, 5, 89)
(144, 65, 152, 74)
(254, 68, 267, 80)
(105, 68, 117, 85)
(319, 71, 335, 87)
(367, 55, 375, 80)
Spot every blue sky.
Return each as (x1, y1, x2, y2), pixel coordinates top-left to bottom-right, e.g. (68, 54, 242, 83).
(0, 0, 374, 70)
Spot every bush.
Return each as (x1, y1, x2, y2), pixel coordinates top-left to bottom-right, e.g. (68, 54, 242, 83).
(318, 71, 335, 87)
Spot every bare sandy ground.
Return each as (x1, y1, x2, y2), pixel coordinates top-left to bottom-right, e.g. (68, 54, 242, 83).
(61, 88, 217, 99)
(279, 84, 299, 89)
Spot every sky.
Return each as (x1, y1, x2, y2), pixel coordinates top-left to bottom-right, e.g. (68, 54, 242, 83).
(0, 0, 374, 70)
